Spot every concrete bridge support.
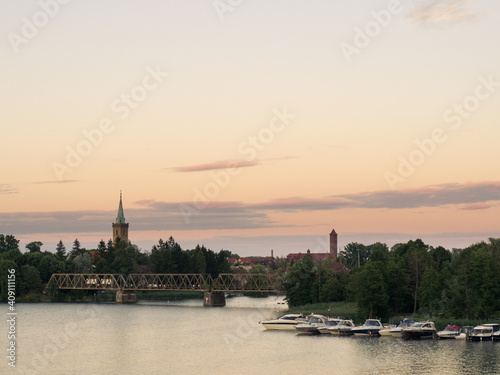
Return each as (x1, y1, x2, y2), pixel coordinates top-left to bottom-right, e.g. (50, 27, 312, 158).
(203, 292, 226, 307)
(116, 290, 137, 304)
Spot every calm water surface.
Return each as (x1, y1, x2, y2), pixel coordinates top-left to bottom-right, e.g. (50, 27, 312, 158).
(5, 297, 500, 374)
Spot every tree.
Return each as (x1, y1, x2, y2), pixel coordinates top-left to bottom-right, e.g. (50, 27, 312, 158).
(71, 239, 82, 258)
(418, 267, 442, 316)
(249, 264, 267, 275)
(19, 265, 42, 295)
(37, 254, 65, 283)
(348, 262, 389, 319)
(56, 240, 66, 259)
(26, 241, 43, 253)
(194, 249, 206, 274)
(73, 253, 92, 273)
(0, 235, 19, 253)
(341, 243, 370, 269)
(110, 240, 137, 274)
(283, 253, 316, 307)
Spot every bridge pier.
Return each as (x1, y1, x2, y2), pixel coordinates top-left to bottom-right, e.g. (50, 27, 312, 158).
(116, 290, 137, 304)
(203, 292, 226, 307)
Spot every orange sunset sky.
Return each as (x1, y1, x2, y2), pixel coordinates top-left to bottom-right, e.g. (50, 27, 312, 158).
(1, 0, 499, 256)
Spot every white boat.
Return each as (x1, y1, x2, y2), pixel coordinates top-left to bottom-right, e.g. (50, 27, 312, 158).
(437, 325, 461, 339)
(456, 326, 474, 340)
(295, 314, 328, 335)
(379, 324, 397, 337)
(469, 323, 500, 341)
(351, 319, 384, 337)
(329, 319, 355, 336)
(402, 321, 437, 340)
(388, 319, 415, 338)
(317, 318, 342, 334)
(260, 314, 307, 330)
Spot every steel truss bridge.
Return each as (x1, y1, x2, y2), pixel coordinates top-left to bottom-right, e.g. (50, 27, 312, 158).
(46, 273, 280, 293)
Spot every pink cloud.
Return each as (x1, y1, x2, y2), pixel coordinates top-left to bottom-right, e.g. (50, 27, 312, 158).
(167, 160, 259, 173)
(461, 203, 491, 210)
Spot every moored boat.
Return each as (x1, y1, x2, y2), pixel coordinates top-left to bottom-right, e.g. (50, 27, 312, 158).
(295, 314, 328, 335)
(437, 325, 461, 339)
(260, 314, 307, 330)
(456, 326, 474, 340)
(469, 324, 500, 342)
(388, 319, 415, 338)
(379, 324, 397, 337)
(317, 318, 342, 334)
(351, 319, 384, 337)
(329, 319, 355, 336)
(402, 321, 437, 340)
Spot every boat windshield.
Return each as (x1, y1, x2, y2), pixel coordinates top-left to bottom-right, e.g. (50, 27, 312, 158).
(474, 328, 492, 334)
(366, 320, 381, 326)
(310, 317, 322, 324)
(411, 323, 424, 328)
(444, 326, 460, 332)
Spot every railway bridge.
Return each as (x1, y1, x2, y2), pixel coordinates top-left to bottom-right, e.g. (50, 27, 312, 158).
(46, 273, 281, 306)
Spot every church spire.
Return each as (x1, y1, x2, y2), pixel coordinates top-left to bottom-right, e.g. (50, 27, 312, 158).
(116, 190, 126, 224)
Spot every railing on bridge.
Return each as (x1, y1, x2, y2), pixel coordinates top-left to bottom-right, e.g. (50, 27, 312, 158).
(46, 273, 280, 293)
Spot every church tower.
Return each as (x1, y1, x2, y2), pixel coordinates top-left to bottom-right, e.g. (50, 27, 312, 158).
(112, 191, 129, 244)
(329, 228, 338, 258)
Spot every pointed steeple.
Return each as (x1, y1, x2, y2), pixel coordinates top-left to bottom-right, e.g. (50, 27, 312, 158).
(116, 190, 126, 224)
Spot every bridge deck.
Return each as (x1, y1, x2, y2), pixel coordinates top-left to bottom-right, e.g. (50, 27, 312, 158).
(46, 273, 280, 293)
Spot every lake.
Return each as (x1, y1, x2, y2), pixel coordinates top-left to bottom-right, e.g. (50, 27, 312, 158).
(5, 296, 500, 374)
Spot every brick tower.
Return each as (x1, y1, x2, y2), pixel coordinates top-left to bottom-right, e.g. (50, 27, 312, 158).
(329, 228, 338, 258)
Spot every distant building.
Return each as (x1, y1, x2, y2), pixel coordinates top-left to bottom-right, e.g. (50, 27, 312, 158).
(112, 191, 129, 244)
(287, 228, 339, 262)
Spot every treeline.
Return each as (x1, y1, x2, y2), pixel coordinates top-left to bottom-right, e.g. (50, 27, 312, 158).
(283, 238, 500, 321)
(0, 234, 232, 301)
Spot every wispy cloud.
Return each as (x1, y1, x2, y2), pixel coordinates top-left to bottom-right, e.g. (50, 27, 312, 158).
(165, 157, 295, 173)
(408, 0, 482, 27)
(461, 203, 491, 210)
(167, 160, 259, 173)
(0, 184, 18, 195)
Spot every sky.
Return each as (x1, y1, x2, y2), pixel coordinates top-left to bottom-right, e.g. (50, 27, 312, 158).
(1, 0, 499, 256)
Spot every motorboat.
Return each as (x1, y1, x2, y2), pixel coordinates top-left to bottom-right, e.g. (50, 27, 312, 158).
(295, 314, 328, 335)
(351, 319, 385, 337)
(317, 318, 342, 334)
(329, 319, 355, 336)
(402, 321, 437, 340)
(437, 325, 461, 339)
(469, 325, 494, 341)
(456, 326, 474, 340)
(379, 324, 397, 337)
(260, 314, 307, 330)
(469, 323, 500, 341)
(388, 319, 415, 338)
